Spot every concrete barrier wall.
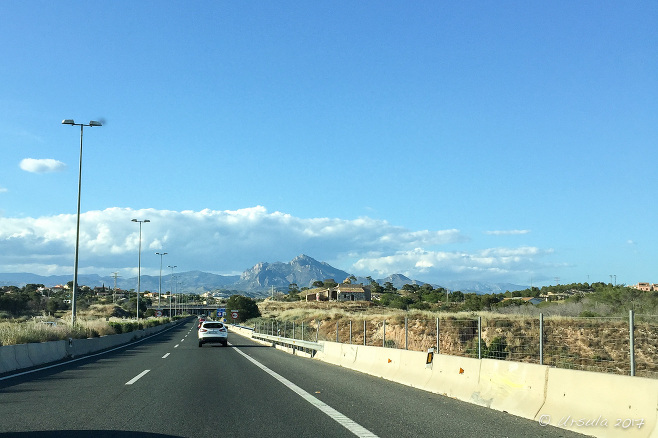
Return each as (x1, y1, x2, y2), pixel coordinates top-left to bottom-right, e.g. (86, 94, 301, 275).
(423, 353, 481, 403)
(311, 340, 658, 438)
(1, 319, 183, 375)
(474, 359, 548, 419)
(537, 367, 658, 438)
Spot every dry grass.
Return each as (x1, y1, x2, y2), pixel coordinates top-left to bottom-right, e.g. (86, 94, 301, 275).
(0, 312, 170, 346)
(254, 300, 658, 377)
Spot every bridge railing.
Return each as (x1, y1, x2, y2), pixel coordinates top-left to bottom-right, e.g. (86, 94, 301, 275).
(234, 322, 323, 354)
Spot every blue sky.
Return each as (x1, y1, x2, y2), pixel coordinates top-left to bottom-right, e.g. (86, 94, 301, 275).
(1, 2, 656, 288)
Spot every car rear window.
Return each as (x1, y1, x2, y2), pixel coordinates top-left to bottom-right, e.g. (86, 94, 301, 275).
(203, 322, 224, 329)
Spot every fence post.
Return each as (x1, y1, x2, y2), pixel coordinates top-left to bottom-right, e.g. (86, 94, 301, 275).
(336, 321, 339, 343)
(629, 310, 635, 376)
(539, 313, 544, 365)
(316, 320, 319, 342)
(349, 320, 352, 344)
(405, 316, 408, 350)
(436, 317, 439, 354)
(301, 322, 304, 341)
(292, 321, 295, 340)
(477, 316, 482, 359)
(363, 319, 366, 346)
(383, 320, 386, 348)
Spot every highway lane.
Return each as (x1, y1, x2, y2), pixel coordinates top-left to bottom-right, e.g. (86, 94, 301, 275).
(0, 320, 587, 437)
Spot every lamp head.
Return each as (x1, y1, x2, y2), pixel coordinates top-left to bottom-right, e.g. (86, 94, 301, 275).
(89, 121, 102, 127)
(62, 119, 75, 125)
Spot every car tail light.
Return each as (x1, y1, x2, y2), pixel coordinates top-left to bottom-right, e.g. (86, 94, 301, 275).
(199, 329, 207, 332)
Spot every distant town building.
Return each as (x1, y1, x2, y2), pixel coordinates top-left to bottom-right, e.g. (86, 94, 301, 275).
(305, 281, 372, 302)
(632, 282, 658, 292)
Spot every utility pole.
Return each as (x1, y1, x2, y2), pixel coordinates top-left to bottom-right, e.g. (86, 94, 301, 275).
(111, 272, 120, 303)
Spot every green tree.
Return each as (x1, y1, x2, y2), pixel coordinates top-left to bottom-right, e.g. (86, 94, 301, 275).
(225, 295, 261, 322)
(450, 290, 464, 302)
(286, 284, 301, 301)
(46, 298, 64, 314)
(402, 284, 420, 293)
(0, 293, 28, 316)
(369, 279, 383, 294)
(323, 279, 338, 288)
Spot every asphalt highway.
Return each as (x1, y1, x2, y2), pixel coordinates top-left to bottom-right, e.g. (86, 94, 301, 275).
(0, 319, 587, 438)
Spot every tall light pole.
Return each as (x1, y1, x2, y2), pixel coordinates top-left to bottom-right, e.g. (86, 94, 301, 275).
(62, 119, 102, 325)
(168, 265, 177, 317)
(156, 252, 167, 307)
(132, 218, 150, 320)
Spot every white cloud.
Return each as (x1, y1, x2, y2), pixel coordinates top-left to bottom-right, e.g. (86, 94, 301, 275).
(485, 229, 530, 236)
(352, 246, 549, 283)
(0, 206, 551, 284)
(19, 158, 67, 173)
(0, 187, 7, 193)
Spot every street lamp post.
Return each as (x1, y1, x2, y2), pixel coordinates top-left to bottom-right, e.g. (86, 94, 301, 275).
(168, 265, 177, 317)
(156, 252, 167, 307)
(132, 219, 150, 320)
(62, 119, 102, 325)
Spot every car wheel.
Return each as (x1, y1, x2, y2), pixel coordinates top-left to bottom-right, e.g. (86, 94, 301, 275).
(198, 341, 203, 347)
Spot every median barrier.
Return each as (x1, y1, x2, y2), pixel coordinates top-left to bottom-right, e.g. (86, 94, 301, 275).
(2, 319, 187, 374)
(27, 340, 67, 368)
(537, 367, 658, 438)
(13, 343, 33, 370)
(0, 345, 20, 373)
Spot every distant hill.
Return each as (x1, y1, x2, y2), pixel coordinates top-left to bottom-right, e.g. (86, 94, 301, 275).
(234, 254, 352, 292)
(0, 254, 527, 296)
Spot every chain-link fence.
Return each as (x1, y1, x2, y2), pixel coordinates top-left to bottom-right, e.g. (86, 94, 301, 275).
(253, 311, 658, 378)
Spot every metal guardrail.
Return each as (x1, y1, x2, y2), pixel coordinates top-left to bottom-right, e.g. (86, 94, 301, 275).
(252, 332, 324, 352)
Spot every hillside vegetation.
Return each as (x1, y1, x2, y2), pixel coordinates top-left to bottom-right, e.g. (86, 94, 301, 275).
(251, 283, 658, 378)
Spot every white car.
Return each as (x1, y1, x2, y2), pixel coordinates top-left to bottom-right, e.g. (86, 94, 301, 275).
(198, 321, 228, 347)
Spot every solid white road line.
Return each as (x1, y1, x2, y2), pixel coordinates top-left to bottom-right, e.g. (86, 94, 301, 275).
(125, 369, 150, 385)
(230, 343, 379, 438)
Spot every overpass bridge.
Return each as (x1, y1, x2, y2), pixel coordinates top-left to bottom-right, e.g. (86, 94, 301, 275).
(147, 304, 223, 317)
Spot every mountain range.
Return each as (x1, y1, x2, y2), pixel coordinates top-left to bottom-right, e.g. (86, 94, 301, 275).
(0, 254, 527, 296)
